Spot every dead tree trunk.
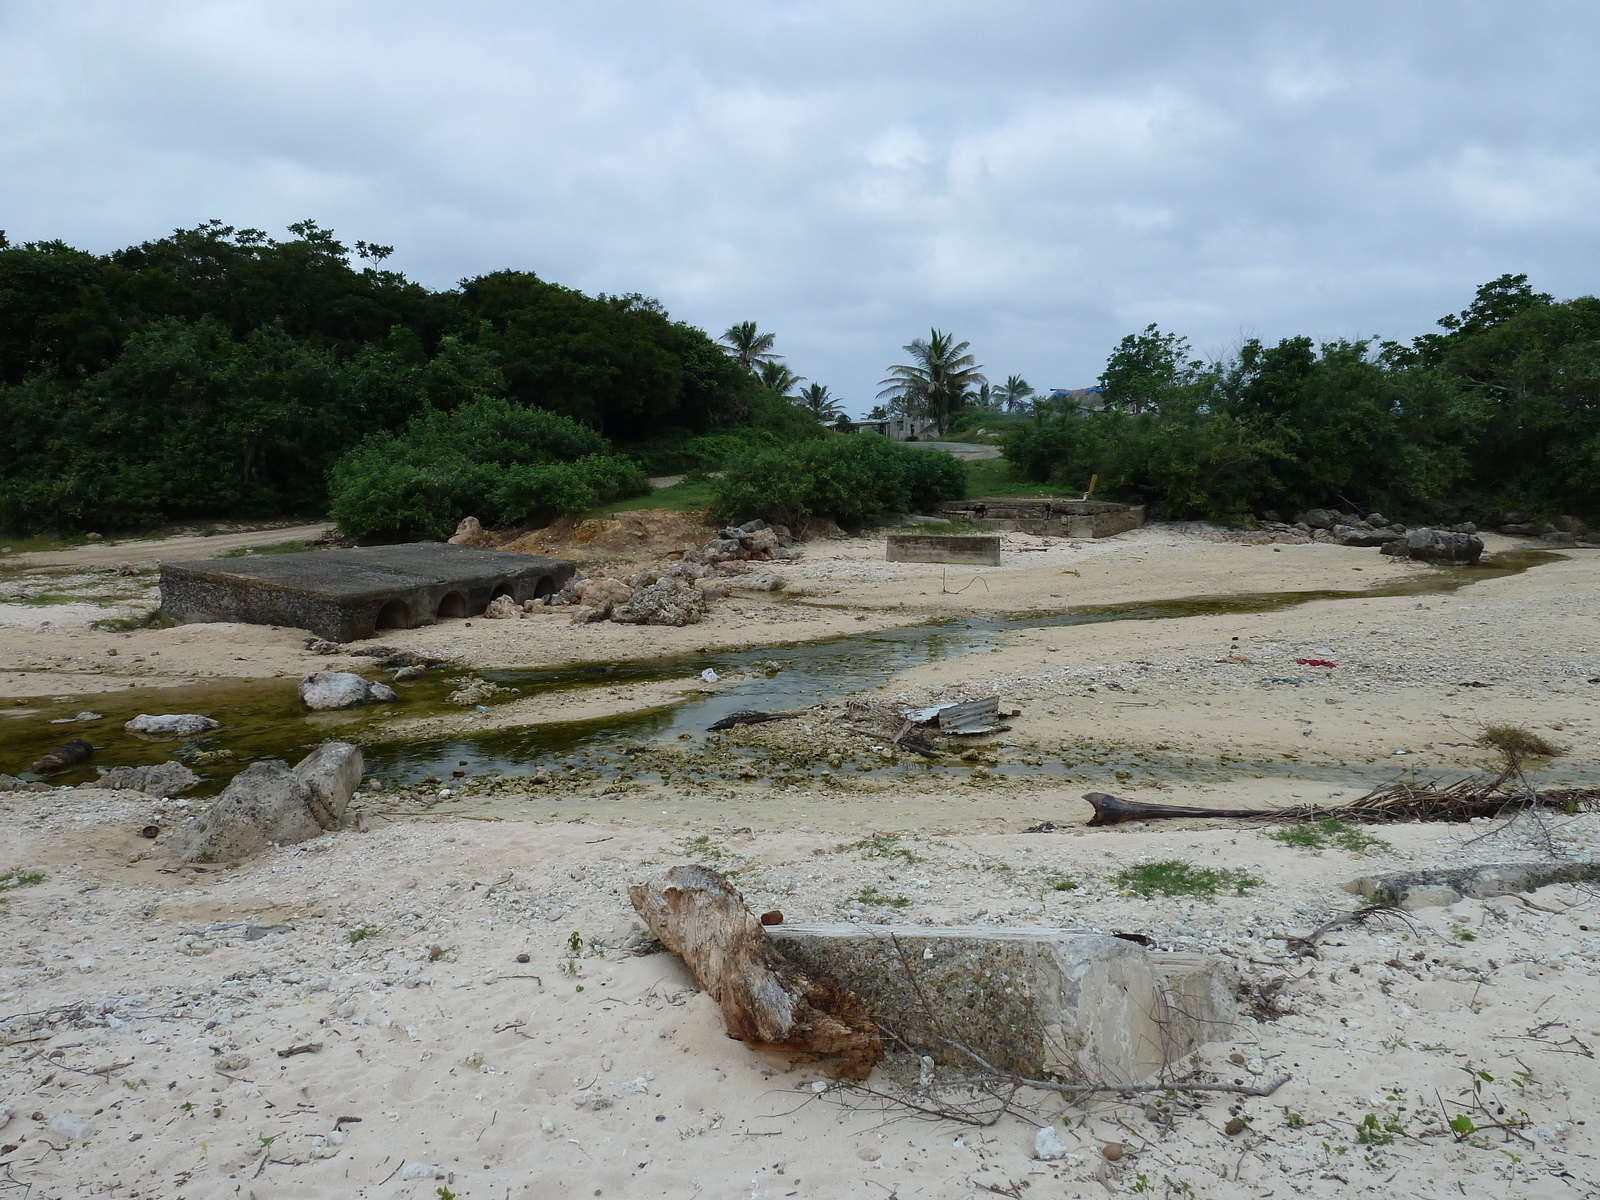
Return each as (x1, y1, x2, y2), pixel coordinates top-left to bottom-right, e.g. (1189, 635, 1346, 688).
(27, 737, 93, 775)
(629, 865, 883, 1080)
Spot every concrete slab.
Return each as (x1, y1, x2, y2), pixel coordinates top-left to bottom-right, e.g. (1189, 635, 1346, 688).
(885, 534, 1002, 566)
(938, 497, 1146, 539)
(159, 543, 576, 643)
(770, 923, 1235, 1083)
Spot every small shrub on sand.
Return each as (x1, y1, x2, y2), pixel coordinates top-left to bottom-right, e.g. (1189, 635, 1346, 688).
(1115, 860, 1261, 899)
(1478, 725, 1561, 766)
(1267, 819, 1393, 854)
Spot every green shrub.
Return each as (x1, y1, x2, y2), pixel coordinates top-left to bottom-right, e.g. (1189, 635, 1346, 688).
(1266, 819, 1393, 854)
(1114, 859, 1262, 899)
(711, 434, 966, 526)
(328, 397, 651, 538)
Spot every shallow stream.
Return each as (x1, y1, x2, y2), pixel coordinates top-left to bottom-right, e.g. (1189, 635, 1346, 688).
(2, 550, 1586, 795)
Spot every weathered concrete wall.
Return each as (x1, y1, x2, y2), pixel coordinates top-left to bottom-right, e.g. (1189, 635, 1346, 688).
(885, 534, 1002, 566)
(160, 543, 575, 643)
(771, 923, 1235, 1083)
(937, 497, 1146, 539)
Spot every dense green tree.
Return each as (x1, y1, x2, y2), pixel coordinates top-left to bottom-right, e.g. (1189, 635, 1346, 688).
(999, 374, 1034, 413)
(756, 360, 805, 396)
(796, 382, 842, 420)
(877, 329, 986, 434)
(1100, 324, 1195, 414)
(718, 320, 780, 369)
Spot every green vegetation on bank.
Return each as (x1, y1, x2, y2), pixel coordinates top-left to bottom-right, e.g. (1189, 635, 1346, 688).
(1002, 275, 1600, 523)
(0, 222, 819, 535)
(711, 434, 967, 527)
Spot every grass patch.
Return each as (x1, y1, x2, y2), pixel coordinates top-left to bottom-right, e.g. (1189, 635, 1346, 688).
(220, 540, 316, 558)
(677, 833, 728, 863)
(1266, 819, 1394, 854)
(1043, 871, 1079, 892)
(592, 478, 718, 516)
(1115, 859, 1262, 899)
(963, 457, 1082, 499)
(838, 833, 917, 865)
(347, 925, 379, 944)
(850, 884, 909, 909)
(0, 868, 45, 892)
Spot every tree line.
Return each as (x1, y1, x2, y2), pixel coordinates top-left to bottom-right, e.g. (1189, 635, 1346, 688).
(0, 221, 817, 534)
(1003, 275, 1600, 522)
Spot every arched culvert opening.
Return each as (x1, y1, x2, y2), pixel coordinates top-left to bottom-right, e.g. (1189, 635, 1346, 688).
(491, 583, 516, 601)
(375, 599, 410, 630)
(437, 591, 468, 620)
(533, 575, 556, 599)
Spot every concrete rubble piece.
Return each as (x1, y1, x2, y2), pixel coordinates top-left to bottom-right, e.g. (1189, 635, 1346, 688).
(770, 923, 1235, 1083)
(938, 497, 1146, 539)
(178, 742, 363, 862)
(885, 534, 1002, 566)
(160, 542, 576, 643)
(1347, 859, 1600, 909)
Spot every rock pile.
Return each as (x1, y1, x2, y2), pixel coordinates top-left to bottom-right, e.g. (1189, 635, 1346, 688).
(519, 519, 795, 627)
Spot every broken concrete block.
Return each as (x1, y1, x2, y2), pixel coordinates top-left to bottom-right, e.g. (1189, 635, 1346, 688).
(292, 742, 363, 829)
(770, 923, 1235, 1084)
(93, 761, 200, 795)
(1346, 859, 1600, 906)
(178, 760, 324, 862)
(885, 534, 1001, 566)
(160, 543, 575, 642)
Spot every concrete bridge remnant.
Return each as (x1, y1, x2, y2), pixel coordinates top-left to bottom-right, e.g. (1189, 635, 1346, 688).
(938, 497, 1146, 539)
(159, 543, 576, 643)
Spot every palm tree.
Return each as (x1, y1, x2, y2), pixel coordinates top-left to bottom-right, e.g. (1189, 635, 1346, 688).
(756, 359, 805, 396)
(876, 329, 986, 435)
(999, 374, 1034, 413)
(719, 320, 780, 369)
(796, 383, 843, 421)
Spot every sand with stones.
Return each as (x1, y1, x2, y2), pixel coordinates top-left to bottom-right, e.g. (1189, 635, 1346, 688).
(2, 520, 1598, 1198)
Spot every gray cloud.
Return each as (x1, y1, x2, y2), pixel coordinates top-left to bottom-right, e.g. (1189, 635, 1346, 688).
(3, 1, 1598, 412)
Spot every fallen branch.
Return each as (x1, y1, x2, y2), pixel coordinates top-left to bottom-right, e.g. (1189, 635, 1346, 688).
(1080, 770, 1599, 828)
(629, 865, 882, 1080)
(26, 737, 93, 776)
(707, 710, 802, 731)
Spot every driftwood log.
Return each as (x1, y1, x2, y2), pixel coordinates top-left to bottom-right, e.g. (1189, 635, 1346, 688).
(629, 865, 883, 1080)
(1083, 776, 1599, 828)
(27, 737, 93, 776)
(706, 710, 802, 732)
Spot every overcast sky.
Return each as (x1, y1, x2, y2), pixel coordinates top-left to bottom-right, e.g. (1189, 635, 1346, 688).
(4, 2, 1599, 414)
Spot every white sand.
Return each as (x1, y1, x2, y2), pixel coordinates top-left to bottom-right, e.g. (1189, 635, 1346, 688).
(2, 526, 1598, 1198)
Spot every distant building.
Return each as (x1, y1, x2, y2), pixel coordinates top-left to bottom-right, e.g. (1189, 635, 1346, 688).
(1047, 386, 1108, 413)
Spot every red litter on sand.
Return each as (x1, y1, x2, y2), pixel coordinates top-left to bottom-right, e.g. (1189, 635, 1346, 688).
(1296, 658, 1337, 668)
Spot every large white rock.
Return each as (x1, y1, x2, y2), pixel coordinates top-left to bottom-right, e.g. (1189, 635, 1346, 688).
(299, 671, 397, 710)
(124, 714, 220, 737)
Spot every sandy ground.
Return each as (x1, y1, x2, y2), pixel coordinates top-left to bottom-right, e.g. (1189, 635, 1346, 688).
(2, 520, 1599, 1197)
